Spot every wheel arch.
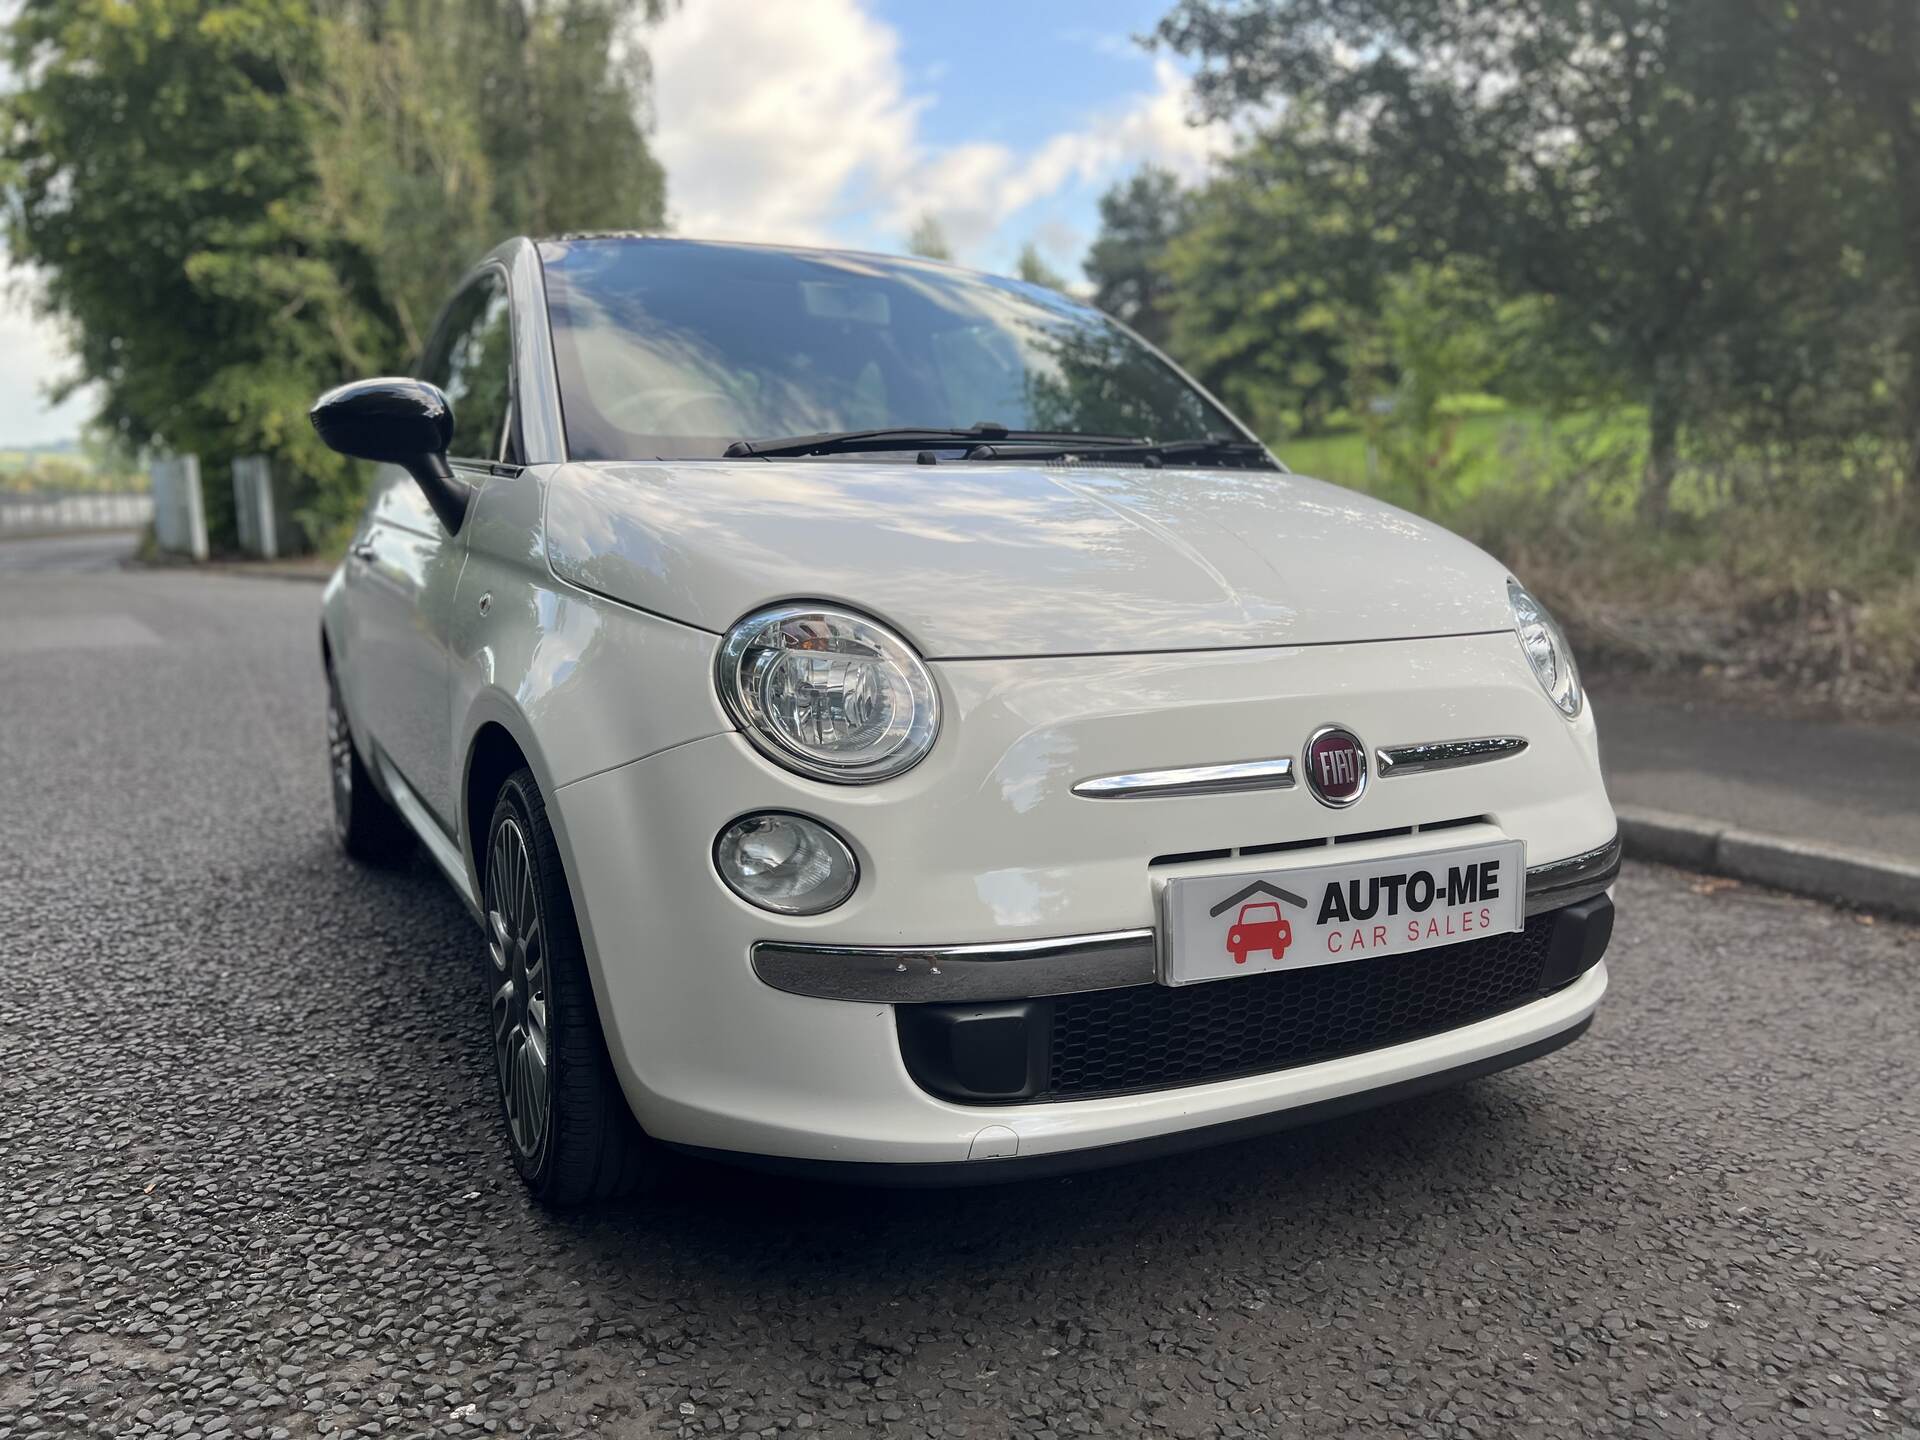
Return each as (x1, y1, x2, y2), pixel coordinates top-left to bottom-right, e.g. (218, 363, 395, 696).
(465, 722, 528, 888)
(458, 696, 632, 1123)
(457, 691, 573, 899)
(462, 711, 547, 888)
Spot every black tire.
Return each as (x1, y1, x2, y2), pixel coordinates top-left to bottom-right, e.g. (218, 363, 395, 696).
(327, 664, 413, 865)
(483, 766, 661, 1207)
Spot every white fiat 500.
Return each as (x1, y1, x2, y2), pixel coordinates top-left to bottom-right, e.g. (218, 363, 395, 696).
(314, 235, 1617, 1206)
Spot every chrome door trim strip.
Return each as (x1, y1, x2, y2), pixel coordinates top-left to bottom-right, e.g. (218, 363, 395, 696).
(754, 930, 1157, 1004)
(1377, 736, 1528, 777)
(1072, 757, 1295, 800)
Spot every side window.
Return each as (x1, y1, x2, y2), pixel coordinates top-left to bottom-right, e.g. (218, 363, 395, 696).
(420, 272, 514, 463)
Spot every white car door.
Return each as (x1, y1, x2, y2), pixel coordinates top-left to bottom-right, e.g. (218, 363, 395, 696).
(344, 269, 516, 831)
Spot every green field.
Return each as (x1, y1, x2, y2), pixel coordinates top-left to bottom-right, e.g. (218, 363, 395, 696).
(1268, 405, 1648, 504)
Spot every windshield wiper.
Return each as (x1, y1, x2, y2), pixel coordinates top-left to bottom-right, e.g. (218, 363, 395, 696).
(961, 434, 1279, 469)
(722, 422, 1148, 459)
(1061, 436, 1277, 468)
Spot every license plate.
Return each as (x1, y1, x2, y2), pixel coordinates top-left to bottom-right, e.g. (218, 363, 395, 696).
(1159, 838, 1525, 986)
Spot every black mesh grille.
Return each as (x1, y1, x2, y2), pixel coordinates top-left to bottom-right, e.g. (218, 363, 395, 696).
(1043, 919, 1556, 1100)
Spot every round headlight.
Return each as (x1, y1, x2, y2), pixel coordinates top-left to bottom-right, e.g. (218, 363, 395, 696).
(1508, 578, 1582, 718)
(714, 813, 858, 915)
(716, 605, 939, 783)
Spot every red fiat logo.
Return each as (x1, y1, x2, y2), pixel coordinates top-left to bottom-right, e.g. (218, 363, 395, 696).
(1304, 727, 1368, 808)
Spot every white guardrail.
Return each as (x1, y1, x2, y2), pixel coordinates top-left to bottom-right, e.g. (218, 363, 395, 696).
(4, 453, 294, 561)
(149, 454, 208, 559)
(0, 490, 155, 538)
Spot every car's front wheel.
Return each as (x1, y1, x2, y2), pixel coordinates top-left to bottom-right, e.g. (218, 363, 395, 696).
(326, 665, 413, 865)
(483, 766, 661, 1207)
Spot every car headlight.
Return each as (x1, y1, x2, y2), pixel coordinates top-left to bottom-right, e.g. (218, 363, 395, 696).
(716, 604, 940, 783)
(1507, 578, 1583, 718)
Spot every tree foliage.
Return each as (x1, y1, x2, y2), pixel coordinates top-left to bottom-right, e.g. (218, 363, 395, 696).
(2, 0, 669, 547)
(1014, 241, 1067, 292)
(906, 214, 953, 261)
(5, 2, 340, 504)
(1777, 3, 1920, 479)
(1156, 131, 1408, 438)
(1344, 263, 1504, 512)
(1083, 166, 1188, 350)
(1127, 0, 1920, 527)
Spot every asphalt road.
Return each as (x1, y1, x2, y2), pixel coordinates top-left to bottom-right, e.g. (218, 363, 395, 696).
(1597, 688, 1920, 862)
(3, 541, 1917, 1440)
(0, 528, 144, 574)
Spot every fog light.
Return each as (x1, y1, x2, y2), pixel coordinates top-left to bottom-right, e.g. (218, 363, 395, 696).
(714, 813, 858, 915)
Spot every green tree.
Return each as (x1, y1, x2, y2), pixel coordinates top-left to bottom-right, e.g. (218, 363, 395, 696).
(1346, 263, 1501, 513)
(907, 214, 953, 261)
(1155, 131, 1400, 439)
(1781, 4, 1920, 499)
(302, 1, 668, 360)
(458, 1, 668, 239)
(1014, 241, 1067, 292)
(302, 5, 499, 359)
(1083, 166, 1188, 349)
(3, 0, 671, 549)
(1158, 0, 1829, 518)
(3, 0, 365, 543)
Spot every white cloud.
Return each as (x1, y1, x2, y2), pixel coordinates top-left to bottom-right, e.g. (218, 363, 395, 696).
(881, 57, 1231, 257)
(648, 2, 1231, 267)
(649, 0, 925, 245)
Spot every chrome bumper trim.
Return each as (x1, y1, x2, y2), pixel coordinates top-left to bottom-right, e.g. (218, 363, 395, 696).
(1523, 833, 1622, 917)
(756, 833, 1620, 1003)
(1072, 757, 1294, 799)
(753, 929, 1158, 1004)
(1377, 736, 1528, 776)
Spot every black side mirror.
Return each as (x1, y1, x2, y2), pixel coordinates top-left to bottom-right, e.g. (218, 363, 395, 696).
(310, 377, 471, 534)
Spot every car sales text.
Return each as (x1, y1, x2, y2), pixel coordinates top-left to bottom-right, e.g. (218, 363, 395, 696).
(1316, 860, 1502, 954)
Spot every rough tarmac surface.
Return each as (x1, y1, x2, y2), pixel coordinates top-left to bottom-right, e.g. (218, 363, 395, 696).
(1597, 686, 1920, 862)
(3, 556, 1917, 1439)
(0, 530, 143, 575)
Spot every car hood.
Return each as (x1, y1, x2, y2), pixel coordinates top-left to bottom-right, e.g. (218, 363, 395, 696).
(543, 459, 1514, 658)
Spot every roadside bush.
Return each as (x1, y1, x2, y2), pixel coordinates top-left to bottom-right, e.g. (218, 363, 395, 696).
(1858, 578, 1920, 692)
(1419, 438, 1919, 714)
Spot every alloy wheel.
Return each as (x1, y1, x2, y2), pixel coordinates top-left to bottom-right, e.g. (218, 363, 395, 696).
(486, 816, 551, 1162)
(326, 679, 354, 836)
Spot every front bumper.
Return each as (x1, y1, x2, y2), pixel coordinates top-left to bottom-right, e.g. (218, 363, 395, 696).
(892, 892, 1610, 1104)
(667, 1015, 1595, 1186)
(752, 836, 1619, 1004)
(545, 632, 1617, 1171)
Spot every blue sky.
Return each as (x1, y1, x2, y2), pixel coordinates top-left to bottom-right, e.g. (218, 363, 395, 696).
(648, 0, 1229, 274)
(881, 2, 1170, 148)
(0, 0, 1230, 444)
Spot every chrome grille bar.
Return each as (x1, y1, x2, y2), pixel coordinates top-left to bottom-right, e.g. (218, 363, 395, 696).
(1377, 736, 1527, 776)
(1072, 757, 1294, 800)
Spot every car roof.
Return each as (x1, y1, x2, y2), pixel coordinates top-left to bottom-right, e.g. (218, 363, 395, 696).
(530, 231, 983, 278)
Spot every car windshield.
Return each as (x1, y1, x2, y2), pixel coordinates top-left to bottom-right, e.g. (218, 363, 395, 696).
(538, 238, 1245, 462)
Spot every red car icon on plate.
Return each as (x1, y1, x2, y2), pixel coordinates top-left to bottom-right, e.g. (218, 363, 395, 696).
(1227, 901, 1292, 965)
